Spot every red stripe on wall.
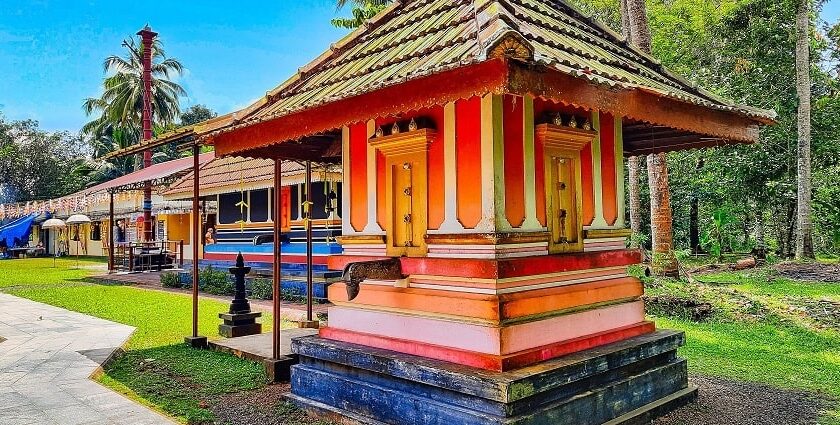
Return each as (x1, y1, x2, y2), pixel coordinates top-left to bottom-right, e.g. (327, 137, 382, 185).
(455, 97, 482, 229)
(503, 95, 526, 228)
(600, 112, 618, 225)
(427, 107, 446, 230)
(376, 150, 386, 228)
(349, 122, 368, 231)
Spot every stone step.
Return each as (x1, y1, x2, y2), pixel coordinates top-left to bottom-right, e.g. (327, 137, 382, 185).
(288, 330, 695, 425)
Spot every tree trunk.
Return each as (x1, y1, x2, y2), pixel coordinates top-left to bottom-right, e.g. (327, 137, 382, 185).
(622, 0, 643, 246)
(627, 0, 677, 275)
(647, 153, 676, 274)
(628, 157, 643, 243)
(785, 200, 797, 258)
(627, 0, 652, 53)
(621, 0, 631, 38)
(754, 211, 766, 263)
(795, 0, 815, 259)
(689, 195, 699, 254)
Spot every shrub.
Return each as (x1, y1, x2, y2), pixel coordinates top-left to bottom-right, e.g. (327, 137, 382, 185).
(281, 287, 306, 303)
(189, 265, 233, 296)
(251, 278, 273, 300)
(160, 271, 182, 288)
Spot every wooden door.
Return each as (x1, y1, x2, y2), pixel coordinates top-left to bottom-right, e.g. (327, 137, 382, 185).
(385, 152, 427, 257)
(545, 148, 583, 253)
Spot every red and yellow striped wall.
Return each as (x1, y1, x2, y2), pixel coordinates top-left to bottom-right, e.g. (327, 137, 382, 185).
(331, 93, 642, 372)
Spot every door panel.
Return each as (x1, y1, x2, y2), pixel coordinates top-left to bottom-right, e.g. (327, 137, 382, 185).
(545, 148, 583, 253)
(385, 153, 427, 257)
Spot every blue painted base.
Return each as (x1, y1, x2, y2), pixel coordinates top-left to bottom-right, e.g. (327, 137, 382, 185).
(204, 241, 343, 256)
(289, 330, 695, 425)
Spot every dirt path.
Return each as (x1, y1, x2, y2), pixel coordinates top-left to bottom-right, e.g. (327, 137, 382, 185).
(653, 374, 829, 425)
(206, 373, 830, 425)
(774, 262, 840, 283)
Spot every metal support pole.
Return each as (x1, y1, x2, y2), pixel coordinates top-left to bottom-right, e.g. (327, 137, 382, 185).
(272, 158, 283, 359)
(192, 143, 200, 337)
(185, 142, 206, 348)
(108, 191, 115, 272)
(305, 160, 314, 322)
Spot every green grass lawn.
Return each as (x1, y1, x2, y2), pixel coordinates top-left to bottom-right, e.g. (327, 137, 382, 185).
(0, 256, 105, 287)
(642, 262, 840, 425)
(657, 318, 840, 399)
(7, 284, 271, 349)
(696, 269, 840, 301)
(0, 257, 275, 423)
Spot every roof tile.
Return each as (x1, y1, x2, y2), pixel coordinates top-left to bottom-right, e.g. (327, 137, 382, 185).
(235, 0, 773, 125)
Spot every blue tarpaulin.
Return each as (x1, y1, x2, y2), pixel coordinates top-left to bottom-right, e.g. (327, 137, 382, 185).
(0, 214, 35, 248)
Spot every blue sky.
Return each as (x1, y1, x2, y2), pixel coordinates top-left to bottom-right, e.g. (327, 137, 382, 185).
(1, 0, 840, 133)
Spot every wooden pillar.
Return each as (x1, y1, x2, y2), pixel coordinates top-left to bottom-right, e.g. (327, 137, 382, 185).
(613, 115, 626, 228)
(305, 160, 314, 323)
(185, 143, 207, 348)
(108, 190, 114, 272)
(272, 158, 283, 359)
(476, 94, 505, 232)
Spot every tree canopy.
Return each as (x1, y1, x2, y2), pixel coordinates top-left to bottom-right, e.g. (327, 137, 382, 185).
(571, 0, 840, 256)
(0, 114, 89, 204)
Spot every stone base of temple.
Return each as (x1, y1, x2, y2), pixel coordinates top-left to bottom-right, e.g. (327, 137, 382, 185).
(288, 330, 695, 425)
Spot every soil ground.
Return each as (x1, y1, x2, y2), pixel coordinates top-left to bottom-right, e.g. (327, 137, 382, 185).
(653, 374, 829, 425)
(207, 374, 829, 425)
(209, 384, 333, 425)
(774, 262, 840, 283)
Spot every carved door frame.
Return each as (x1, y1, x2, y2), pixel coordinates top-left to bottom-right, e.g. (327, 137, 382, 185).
(370, 129, 435, 257)
(543, 147, 583, 253)
(535, 124, 597, 255)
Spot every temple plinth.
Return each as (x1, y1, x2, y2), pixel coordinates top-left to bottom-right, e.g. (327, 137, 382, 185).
(204, 0, 774, 423)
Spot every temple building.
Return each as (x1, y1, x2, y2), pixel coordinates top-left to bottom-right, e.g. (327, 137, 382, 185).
(93, 0, 775, 423)
(192, 0, 775, 424)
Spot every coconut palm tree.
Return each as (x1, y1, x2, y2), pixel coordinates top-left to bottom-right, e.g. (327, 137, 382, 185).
(74, 124, 139, 186)
(332, 0, 391, 29)
(82, 36, 185, 141)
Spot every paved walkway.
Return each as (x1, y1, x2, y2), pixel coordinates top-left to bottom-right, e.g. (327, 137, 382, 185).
(0, 294, 173, 425)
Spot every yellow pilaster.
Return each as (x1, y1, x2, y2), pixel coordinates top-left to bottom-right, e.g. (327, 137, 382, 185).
(435, 101, 466, 233)
(589, 110, 609, 228)
(362, 120, 384, 234)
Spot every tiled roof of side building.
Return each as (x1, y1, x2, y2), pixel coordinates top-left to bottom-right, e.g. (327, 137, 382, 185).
(235, 0, 774, 125)
(163, 157, 341, 200)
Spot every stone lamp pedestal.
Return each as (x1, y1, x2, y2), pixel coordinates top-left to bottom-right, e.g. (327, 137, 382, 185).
(219, 253, 262, 338)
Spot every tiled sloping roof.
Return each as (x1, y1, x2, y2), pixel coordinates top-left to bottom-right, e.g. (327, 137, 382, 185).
(240, 0, 773, 125)
(102, 112, 235, 160)
(81, 152, 215, 194)
(163, 157, 340, 199)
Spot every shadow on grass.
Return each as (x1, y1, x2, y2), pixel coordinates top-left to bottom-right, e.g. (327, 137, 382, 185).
(100, 343, 267, 424)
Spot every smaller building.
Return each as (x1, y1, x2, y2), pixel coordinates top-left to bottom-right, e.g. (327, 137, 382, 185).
(0, 152, 214, 261)
(163, 156, 343, 266)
